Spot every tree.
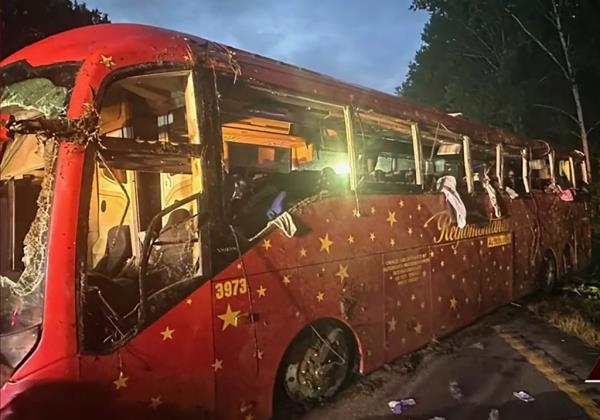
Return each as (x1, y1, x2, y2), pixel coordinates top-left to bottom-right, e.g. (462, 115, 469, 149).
(401, 0, 600, 165)
(1, 0, 109, 59)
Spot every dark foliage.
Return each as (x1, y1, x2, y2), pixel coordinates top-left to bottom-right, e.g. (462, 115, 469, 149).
(400, 0, 600, 158)
(1, 0, 109, 59)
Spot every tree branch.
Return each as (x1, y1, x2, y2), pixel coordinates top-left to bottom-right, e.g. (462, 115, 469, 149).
(505, 8, 570, 80)
(586, 119, 600, 136)
(533, 103, 578, 125)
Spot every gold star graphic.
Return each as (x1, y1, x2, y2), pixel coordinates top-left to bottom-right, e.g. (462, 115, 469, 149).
(160, 326, 175, 341)
(217, 304, 240, 331)
(414, 322, 423, 334)
(335, 264, 350, 282)
(387, 316, 397, 332)
(461, 277, 466, 284)
(347, 235, 355, 244)
(369, 232, 376, 241)
(451, 273, 456, 280)
(370, 206, 376, 214)
(465, 297, 470, 304)
(212, 358, 223, 371)
(113, 372, 128, 390)
(440, 260, 445, 267)
(99, 54, 115, 68)
(408, 227, 413, 235)
(430, 251, 435, 257)
(386, 210, 397, 227)
(299, 248, 307, 257)
(417, 204, 422, 211)
(389, 238, 396, 247)
(255, 349, 264, 360)
(319, 234, 333, 254)
(450, 296, 458, 310)
(261, 239, 272, 251)
(186, 298, 193, 305)
(257, 285, 267, 298)
(236, 262, 243, 270)
(149, 396, 163, 409)
(399, 200, 405, 208)
(401, 337, 407, 344)
(282, 274, 291, 285)
(420, 301, 426, 310)
(244, 415, 255, 420)
(352, 208, 360, 218)
(316, 291, 325, 302)
(411, 293, 416, 301)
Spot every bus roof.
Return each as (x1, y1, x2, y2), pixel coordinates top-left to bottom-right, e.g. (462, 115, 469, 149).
(0, 23, 559, 153)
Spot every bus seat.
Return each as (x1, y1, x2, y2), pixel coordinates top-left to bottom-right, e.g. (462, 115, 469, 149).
(93, 225, 132, 277)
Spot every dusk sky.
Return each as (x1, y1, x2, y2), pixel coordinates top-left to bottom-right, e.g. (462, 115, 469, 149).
(84, 0, 429, 94)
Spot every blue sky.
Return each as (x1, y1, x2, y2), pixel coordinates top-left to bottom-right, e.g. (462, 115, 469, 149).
(84, 0, 429, 94)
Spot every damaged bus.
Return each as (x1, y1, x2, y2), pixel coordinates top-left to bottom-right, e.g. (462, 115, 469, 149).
(0, 24, 592, 420)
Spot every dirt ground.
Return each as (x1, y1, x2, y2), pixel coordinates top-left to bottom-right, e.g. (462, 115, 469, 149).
(299, 304, 600, 420)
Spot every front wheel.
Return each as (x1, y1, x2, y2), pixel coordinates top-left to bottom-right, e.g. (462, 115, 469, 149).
(280, 322, 355, 405)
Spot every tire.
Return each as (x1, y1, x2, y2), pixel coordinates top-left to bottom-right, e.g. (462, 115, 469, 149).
(274, 321, 356, 416)
(539, 252, 557, 293)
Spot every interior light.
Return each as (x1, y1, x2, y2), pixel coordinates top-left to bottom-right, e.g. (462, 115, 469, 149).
(334, 163, 350, 174)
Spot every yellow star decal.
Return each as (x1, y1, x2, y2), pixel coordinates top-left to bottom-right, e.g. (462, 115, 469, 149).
(261, 239, 272, 251)
(347, 235, 355, 244)
(408, 227, 413, 235)
(255, 349, 264, 360)
(417, 203, 422, 211)
(352, 208, 360, 218)
(387, 316, 397, 332)
(186, 298, 193, 305)
(316, 291, 325, 302)
(369, 232, 376, 241)
(211, 358, 223, 371)
(335, 264, 349, 282)
(440, 260, 445, 267)
(450, 296, 458, 310)
(99, 54, 115, 68)
(113, 372, 128, 390)
(256, 285, 267, 298)
(319, 234, 333, 254)
(386, 210, 397, 227)
(389, 238, 396, 247)
(399, 200, 405, 208)
(414, 322, 423, 334)
(411, 294, 416, 301)
(299, 248, 307, 257)
(370, 206, 376, 214)
(149, 396, 163, 409)
(160, 326, 175, 341)
(282, 274, 291, 285)
(217, 304, 240, 331)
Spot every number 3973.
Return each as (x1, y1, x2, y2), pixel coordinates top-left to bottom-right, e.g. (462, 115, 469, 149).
(214, 278, 248, 300)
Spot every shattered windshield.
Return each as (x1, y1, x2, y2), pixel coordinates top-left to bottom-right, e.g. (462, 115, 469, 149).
(0, 76, 68, 336)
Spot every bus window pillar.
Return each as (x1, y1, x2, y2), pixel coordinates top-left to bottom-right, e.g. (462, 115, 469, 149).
(411, 123, 424, 187)
(522, 148, 530, 193)
(569, 157, 577, 189)
(496, 143, 504, 188)
(343, 105, 359, 192)
(581, 160, 589, 185)
(548, 150, 556, 186)
(462, 136, 474, 194)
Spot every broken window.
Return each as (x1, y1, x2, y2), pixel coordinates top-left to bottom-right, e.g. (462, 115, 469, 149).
(82, 71, 206, 351)
(0, 73, 68, 373)
(218, 79, 350, 238)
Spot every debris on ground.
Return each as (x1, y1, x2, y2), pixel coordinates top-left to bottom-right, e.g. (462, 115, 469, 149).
(387, 398, 416, 414)
(448, 380, 463, 400)
(510, 302, 523, 308)
(513, 390, 535, 402)
(488, 408, 500, 420)
(428, 417, 446, 420)
(469, 341, 485, 350)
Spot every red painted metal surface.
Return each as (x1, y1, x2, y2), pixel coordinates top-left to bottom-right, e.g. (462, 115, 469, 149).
(0, 23, 592, 420)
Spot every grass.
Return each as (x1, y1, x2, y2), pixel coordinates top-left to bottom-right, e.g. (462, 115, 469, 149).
(527, 281, 600, 349)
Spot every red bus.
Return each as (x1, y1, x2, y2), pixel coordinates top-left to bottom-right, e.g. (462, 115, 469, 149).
(0, 24, 592, 420)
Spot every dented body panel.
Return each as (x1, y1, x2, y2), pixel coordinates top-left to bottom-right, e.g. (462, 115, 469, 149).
(0, 23, 592, 420)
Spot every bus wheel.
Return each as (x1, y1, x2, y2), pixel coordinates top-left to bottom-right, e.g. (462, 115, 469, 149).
(282, 322, 354, 404)
(539, 252, 557, 293)
(561, 245, 573, 282)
